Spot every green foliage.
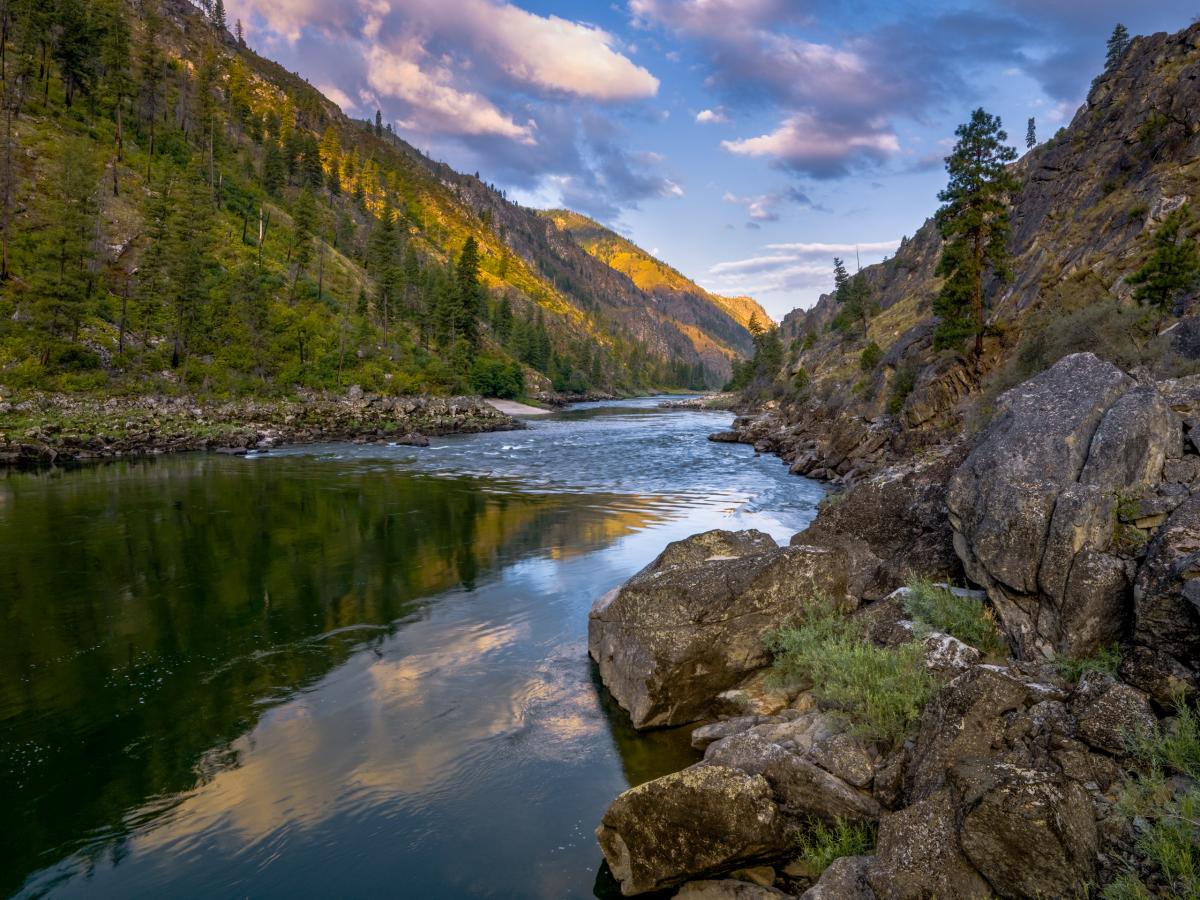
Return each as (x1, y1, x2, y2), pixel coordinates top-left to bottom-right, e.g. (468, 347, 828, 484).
(1129, 205, 1200, 315)
(1026, 117, 1036, 150)
(766, 598, 934, 745)
(728, 318, 784, 400)
(1110, 699, 1200, 899)
(832, 257, 873, 335)
(860, 341, 883, 371)
(1053, 646, 1122, 683)
(1106, 24, 1131, 71)
(793, 366, 810, 394)
(468, 355, 523, 398)
(793, 818, 877, 875)
(933, 109, 1020, 354)
(887, 362, 918, 415)
(903, 580, 1006, 657)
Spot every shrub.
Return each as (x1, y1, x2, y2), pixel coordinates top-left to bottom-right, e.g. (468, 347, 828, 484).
(903, 579, 1006, 657)
(887, 362, 918, 415)
(1110, 699, 1200, 899)
(1053, 646, 1122, 683)
(794, 818, 877, 875)
(766, 598, 934, 746)
(860, 341, 883, 371)
(793, 366, 811, 394)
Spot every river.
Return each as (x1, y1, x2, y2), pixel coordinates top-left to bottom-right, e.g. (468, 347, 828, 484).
(0, 398, 823, 899)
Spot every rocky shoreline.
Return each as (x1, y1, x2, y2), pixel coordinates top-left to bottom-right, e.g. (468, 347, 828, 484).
(589, 353, 1200, 898)
(0, 389, 522, 465)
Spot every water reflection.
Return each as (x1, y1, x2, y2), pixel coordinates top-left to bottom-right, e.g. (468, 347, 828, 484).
(1, 402, 822, 898)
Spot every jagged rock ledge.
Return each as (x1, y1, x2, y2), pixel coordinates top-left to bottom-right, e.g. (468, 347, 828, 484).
(0, 389, 522, 465)
(593, 353, 1200, 897)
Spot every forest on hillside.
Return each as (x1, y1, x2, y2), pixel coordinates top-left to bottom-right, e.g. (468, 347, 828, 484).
(0, 0, 719, 399)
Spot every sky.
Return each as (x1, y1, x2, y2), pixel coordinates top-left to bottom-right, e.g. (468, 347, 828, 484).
(223, 0, 1197, 321)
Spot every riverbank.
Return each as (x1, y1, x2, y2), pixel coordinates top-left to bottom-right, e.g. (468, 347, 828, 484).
(0, 390, 522, 465)
(590, 354, 1200, 897)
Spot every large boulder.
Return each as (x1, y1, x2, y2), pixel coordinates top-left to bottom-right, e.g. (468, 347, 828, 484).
(800, 856, 875, 900)
(948, 353, 1179, 658)
(955, 761, 1098, 898)
(867, 790, 992, 899)
(1130, 493, 1200, 705)
(589, 530, 848, 728)
(596, 765, 793, 896)
(1071, 671, 1157, 755)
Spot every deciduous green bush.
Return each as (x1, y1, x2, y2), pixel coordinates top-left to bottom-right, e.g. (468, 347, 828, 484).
(766, 598, 934, 745)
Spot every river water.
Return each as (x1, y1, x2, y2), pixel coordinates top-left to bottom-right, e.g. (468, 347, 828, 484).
(0, 398, 823, 899)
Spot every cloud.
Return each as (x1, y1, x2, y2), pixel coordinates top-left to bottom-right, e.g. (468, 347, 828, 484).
(722, 186, 814, 221)
(365, 42, 537, 143)
(705, 238, 901, 297)
(723, 113, 899, 178)
(695, 107, 728, 125)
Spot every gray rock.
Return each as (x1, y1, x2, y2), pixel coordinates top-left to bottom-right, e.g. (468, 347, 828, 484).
(800, 855, 875, 900)
(597, 765, 793, 896)
(1132, 493, 1200, 697)
(704, 732, 881, 824)
(748, 711, 878, 788)
(589, 532, 848, 728)
(1071, 671, 1157, 755)
(949, 354, 1175, 658)
(956, 761, 1098, 898)
(907, 666, 1032, 800)
(675, 880, 790, 899)
(867, 789, 992, 900)
(691, 716, 782, 750)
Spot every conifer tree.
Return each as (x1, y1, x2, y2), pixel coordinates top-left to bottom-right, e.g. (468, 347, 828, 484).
(374, 109, 382, 137)
(1106, 24, 1130, 71)
(235, 18, 245, 46)
(212, 0, 226, 30)
(52, 0, 97, 107)
(1129, 205, 1200, 317)
(31, 138, 100, 349)
(932, 108, 1019, 356)
(1026, 117, 1036, 150)
(289, 189, 317, 299)
(455, 236, 484, 347)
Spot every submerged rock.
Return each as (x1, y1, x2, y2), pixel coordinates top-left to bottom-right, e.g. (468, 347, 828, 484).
(588, 530, 848, 729)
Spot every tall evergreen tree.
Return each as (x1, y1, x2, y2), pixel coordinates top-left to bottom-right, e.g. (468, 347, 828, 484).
(1025, 117, 1036, 150)
(454, 236, 484, 348)
(374, 109, 382, 137)
(211, 0, 226, 30)
(1129, 205, 1200, 316)
(1106, 24, 1130, 71)
(932, 108, 1019, 356)
(52, 0, 97, 107)
(31, 138, 100, 349)
(289, 189, 317, 299)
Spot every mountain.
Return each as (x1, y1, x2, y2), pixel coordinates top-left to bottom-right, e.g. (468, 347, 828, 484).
(734, 20, 1200, 481)
(0, 0, 754, 398)
(544, 209, 772, 381)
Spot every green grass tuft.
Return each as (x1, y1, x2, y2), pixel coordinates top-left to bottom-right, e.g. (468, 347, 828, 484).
(793, 817, 877, 875)
(1053, 646, 1122, 683)
(902, 580, 1007, 657)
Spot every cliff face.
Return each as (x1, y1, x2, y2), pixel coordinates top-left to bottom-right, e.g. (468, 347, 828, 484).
(762, 23, 1200, 480)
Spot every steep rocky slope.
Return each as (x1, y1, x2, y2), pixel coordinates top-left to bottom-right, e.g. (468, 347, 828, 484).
(544, 210, 773, 382)
(738, 22, 1200, 481)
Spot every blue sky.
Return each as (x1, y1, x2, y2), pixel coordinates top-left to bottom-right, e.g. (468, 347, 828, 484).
(225, 0, 1196, 320)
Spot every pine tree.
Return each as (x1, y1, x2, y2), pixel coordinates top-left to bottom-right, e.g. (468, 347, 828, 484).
(212, 0, 226, 30)
(1026, 117, 1036, 150)
(1106, 24, 1130, 71)
(455, 236, 484, 347)
(235, 18, 245, 46)
(31, 137, 100, 349)
(933, 108, 1019, 356)
(262, 141, 286, 195)
(52, 0, 97, 107)
(1129, 205, 1200, 317)
(374, 109, 383, 137)
(288, 190, 317, 299)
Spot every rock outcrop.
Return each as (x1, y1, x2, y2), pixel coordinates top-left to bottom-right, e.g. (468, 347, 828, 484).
(588, 530, 848, 729)
(948, 353, 1180, 658)
(596, 765, 793, 895)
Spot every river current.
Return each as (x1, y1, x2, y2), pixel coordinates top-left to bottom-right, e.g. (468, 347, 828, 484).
(0, 398, 823, 898)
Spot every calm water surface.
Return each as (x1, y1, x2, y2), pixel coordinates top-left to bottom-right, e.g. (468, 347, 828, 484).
(0, 399, 823, 899)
